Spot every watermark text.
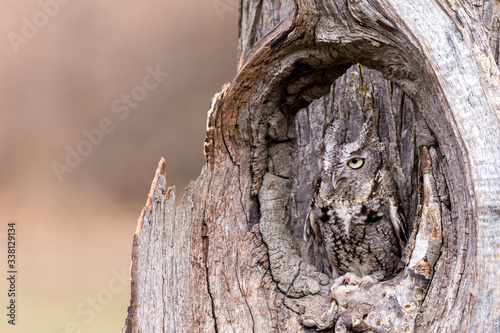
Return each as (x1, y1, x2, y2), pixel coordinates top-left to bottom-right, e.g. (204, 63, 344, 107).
(213, 0, 238, 21)
(52, 64, 169, 182)
(6, 221, 17, 325)
(7, 0, 73, 53)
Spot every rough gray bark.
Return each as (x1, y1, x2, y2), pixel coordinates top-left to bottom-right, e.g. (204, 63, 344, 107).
(124, 1, 500, 332)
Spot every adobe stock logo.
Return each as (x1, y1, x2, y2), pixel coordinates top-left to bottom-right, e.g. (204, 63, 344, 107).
(57, 267, 130, 333)
(213, 0, 238, 21)
(7, 0, 72, 54)
(52, 64, 169, 182)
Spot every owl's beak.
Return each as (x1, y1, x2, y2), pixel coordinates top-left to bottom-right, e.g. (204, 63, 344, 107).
(332, 171, 347, 189)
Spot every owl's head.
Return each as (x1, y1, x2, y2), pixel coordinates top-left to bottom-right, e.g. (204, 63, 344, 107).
(321, 118, 384, 200)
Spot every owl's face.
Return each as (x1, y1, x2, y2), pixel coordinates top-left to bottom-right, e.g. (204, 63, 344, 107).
(320, 120, 383, 201)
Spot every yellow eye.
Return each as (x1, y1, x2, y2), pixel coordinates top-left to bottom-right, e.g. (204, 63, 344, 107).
(347, 157, 364, 169)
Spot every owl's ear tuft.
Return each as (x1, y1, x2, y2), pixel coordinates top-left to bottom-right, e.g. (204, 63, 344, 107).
(324, 120, 344, 155)
(359, 116, 377, 145)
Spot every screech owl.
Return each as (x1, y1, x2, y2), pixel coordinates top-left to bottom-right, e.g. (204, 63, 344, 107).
(304, 118, 407, 289)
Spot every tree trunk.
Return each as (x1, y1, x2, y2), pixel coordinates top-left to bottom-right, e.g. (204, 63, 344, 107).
(123, 1, 500, 332)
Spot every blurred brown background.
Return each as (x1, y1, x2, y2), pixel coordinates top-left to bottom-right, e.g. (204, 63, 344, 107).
(0, 0, 238, 331)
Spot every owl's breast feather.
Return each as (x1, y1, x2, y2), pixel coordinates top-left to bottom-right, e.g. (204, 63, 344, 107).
(333, 201, 355, 234)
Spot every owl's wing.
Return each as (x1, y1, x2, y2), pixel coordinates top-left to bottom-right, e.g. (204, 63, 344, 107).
(389, 198, 408, 251)
(304, 206, 328, 251)
(304, 207, 334, 277)
(305, 177, 324, 244)
(304, 207, 320, 243)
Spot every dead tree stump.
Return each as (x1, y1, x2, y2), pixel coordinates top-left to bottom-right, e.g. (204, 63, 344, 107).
(124, 1, 500, 332)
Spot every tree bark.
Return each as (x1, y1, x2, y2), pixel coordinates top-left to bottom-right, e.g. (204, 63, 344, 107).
(124, 1, 500, 332)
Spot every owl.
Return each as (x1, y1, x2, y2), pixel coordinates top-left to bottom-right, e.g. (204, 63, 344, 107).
(304, 118, 407, 289)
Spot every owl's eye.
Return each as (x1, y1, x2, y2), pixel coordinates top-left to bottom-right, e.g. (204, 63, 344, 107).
(347, 157, 364, 169)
